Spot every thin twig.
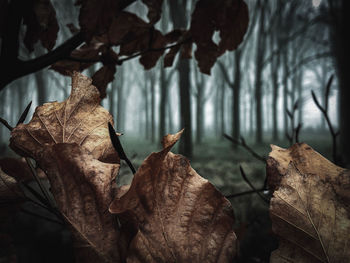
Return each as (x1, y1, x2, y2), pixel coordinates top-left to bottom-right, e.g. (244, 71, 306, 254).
(239, 166, 269, 204)
(0, 117, 13, 131)
(25, 158, 55, 209)
(311, 75, 339, 164)
(223, 134, 266, 163)
(285, 100, 302, 145)
(108, 122, 136, 174)
(17, 101, 32, 125)
(225, 188, 267, 199)
(68, 40, 190, 65)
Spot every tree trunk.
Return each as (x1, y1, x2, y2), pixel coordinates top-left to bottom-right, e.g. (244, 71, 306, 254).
(178, 59, 192, 157)
(330, 0, 350, 166)
(220, 81, 225, 139)
(254, 1, 265, 144)
(116, 67, 124, 132)
(195, 75, 204, 145)
(159, 62, 167, 140)
(169, 0, 192, 158)
(150, 73, 155, 143)
(34, 71, 47, 105)
(271, 48, 280, 141)
(282, 50, 289, 137)
(232, 49, 241, 148)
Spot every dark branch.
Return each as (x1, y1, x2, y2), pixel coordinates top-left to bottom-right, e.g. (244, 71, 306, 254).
(239, 166, 269, 204)
(311, 77, 339, 164)
(17, 101, 32, 125)
(225, 188, 267, 199)
(223, 134, 266, 163)
(108, 122, 136, 174)
(0, 117, 13, 131)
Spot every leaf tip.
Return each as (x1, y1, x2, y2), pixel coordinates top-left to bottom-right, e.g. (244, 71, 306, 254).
(161, 129, 184, 149)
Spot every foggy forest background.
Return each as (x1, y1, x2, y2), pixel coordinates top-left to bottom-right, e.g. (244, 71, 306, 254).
(0, 0, 346, 261)
(0, 0, 338, 157)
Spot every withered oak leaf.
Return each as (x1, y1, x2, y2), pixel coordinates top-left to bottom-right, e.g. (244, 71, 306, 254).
(23, 0, 59, 52)
(50, 42, 104, 76)
(38, 143, 122, 263)
(92, 65, 116, 98)
(77, 0, 117, 41)
(141, 0, 163, 24)
(110, 130, 237, 262)
(190, 0, 248, 74)
(267, 143, 350, 263)
(10, 72, 119, 164)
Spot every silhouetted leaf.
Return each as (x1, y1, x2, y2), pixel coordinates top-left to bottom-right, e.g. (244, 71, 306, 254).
(267, 143, 350, 263)
(23, 0, 59, 51)
(190, 0, 248, 74)
(51, 42, 105, 75)
(92, 65, 116, 98)
(77, 0, 117, 41)
(110, 130, 237, 262)
(142, 0, 163, 24)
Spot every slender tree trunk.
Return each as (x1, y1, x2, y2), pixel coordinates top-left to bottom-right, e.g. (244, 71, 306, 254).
(159, 62, 167, 140)
(178, 59, 192, 157)
(35, 71, 47, 105)
(297, 71, 303, 125)
(167, 90, 173, 132)
(282, 50, 289, 136)
(144, 80, 150, 140)
(169, 0, 192, 158)
(271, 52, 280, 141)
(254, 2, 265, 144)
(151, 74, 155, 143)
(195, 80, 204, 144)
(214, 83, 220, 138)
(116, 67, 124, 131)
(331, 0, 350, 166)
(220, 82, 225, 139)
(232, 49, 241, 147)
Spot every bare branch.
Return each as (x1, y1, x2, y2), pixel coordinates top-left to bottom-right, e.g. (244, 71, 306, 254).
(239, 166, 269, 204)
(223, 134, 266, 163)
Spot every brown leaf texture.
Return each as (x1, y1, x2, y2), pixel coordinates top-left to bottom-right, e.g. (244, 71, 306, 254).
(267, 143, 350, 263)
(10, 71, 119, 164)
(38, 143, 122, 262)
(190, 0, 248, 74)
(110, 130, 237, 262)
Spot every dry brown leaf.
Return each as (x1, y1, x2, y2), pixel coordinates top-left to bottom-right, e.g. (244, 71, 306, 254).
(50, 42, 104, 75)
(38, 143, 121, 262)
(190, 0, 248, 74)
(92, 65, 116, 98)
(141, 0, 163, 24)
(10, 71, 119, 164)
(110, 130, 237, 262)
(23, 0, 59, 51)
(267, 143, 350, 263)
(78, 0, 117, 41)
